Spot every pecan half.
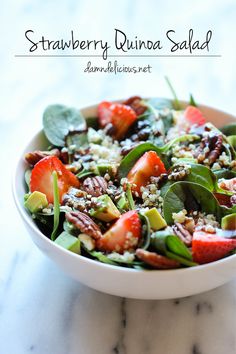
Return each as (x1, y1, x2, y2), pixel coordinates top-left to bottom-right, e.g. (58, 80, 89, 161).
(195, 134, 223, 166)
(65, 211, 102, 239)
(83, 176, 108, 197)
(172, 222, 192, 246)
(25, 149, 60, 166)
(123, 96, 147, 116)
(136, 249, 180, 269)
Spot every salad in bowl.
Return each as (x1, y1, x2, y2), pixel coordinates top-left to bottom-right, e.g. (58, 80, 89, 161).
(22, 94, 236, 271)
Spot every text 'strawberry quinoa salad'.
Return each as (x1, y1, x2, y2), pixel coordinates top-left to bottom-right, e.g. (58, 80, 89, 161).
(24, 95, 236, 269)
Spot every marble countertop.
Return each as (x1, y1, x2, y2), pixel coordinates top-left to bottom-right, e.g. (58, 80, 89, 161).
(1, 1, 236, 353)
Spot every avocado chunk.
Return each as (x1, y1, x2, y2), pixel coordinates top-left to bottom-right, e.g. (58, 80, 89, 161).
(117, 193, 129, 211)
(90, 194, 121, 222)
(227, 135, 236, 149)
(221, 213, 236, 230)
(144, 208, 167, 230)
(24, 191, 48, 213)
(96, 164, 114, 176)
(54, 231, 81, 254)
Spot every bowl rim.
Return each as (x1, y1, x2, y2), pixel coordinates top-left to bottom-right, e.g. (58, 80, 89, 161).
(12, 99, 236, 277)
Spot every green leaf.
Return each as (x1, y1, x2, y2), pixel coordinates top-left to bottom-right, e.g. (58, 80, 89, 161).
(161, 163, 224, 198)
(126, 184, 135, 210)
(43, 104, 86, 146)
(76, 169, 94, 179)
(86, 116, 99, 129)
(66, 132, 89, 149)
(165, 251, 197, 267)
(220, 123, 236, 136)
(189, 94, 197, 107)
(51, 171, 60, 241)
(166, 235, 192, 260)
(150, 230, 194, 265)
(138, 213, 151, 250)
(214, 169, 236, 180)
(86, 250, 118, 265)
(25, 169, 31, 189)
(147, 97, 173, 110)
(163, 181, 222, 224)
(164, 76, 181, 110)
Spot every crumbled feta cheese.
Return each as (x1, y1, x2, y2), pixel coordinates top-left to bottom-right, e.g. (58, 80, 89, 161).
(107, 251, 135, 262)
(79, 234, 95, 251)
(172, 209, 187, 224)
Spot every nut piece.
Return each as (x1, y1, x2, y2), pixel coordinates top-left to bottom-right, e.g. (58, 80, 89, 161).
(25, 149, 60, 166)
(83, 176, 108, 197)
(123, 96, 147, 116)
(195, 134, 223, 166)
(66, 211, 102, 240)
(172, 222, 192, 246)
(136, 249, 180, 269)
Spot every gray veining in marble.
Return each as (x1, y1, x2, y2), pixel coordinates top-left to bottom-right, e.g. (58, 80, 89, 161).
(1, 0, 236, 353)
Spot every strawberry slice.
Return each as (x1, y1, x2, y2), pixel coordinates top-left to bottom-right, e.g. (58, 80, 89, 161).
(184, 106, 206, 126)
(192, 231, 236, 264)
(97, 210, 142, 253)
(127, 151, 166, 195)
(30, 156, 80, 204)
(98, 101, 137, 140)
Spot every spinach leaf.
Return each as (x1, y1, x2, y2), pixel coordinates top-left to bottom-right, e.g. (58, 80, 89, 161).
(161, 163, 223, 198)
(86, 250, 118, 265)
(147, 97, 173, 110)
(126, 184, 135, 210)
(165, 251, 197, 267)
(43, 104, 86, 146)
(214, 169, 236, 180)
(51, 171, 60, 240)
(25, 169, 31, 189)
(227, 135, 236, 150)
(189, 94, 197, 107)
(220, 123, 236, 136)
(66, 132, 89, 149)
(138, 213, 151, 250)
(163, 181, 222, 224)
(86, 116, 99, 129)
(150, 230, 194, 265)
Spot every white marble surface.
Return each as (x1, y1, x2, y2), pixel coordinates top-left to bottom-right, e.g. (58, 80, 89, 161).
(1, 1, 236, 353)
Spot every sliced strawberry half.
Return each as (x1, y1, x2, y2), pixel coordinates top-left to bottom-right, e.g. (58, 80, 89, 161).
(192, 231, 236, 264)
(30, 156, 80, 204)
(184, 106, 206, 126)
(127, 151, 166, 195)
(97, 210, 142, 253)
(98, 101, 137, 140)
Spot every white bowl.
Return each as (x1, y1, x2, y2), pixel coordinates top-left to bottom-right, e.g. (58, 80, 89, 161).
(13, 101, 236, 299)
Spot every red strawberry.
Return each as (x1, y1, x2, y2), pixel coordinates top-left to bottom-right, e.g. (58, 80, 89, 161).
(98, 101, 137, 140)
(192, 231, 236, 264)
(184, 106, 206, 126)
(97, 210, 142, 253)
(30, 156, 80, 204)
(127, 151, 166, 195)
